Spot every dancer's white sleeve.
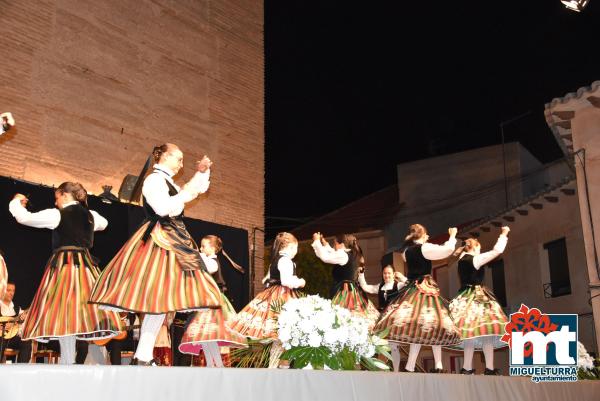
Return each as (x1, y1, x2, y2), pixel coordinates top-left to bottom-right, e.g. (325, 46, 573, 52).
(421, 237, 457, 260)
(311, 240, 349, 265)
(9, 198, 60, 229)
(473, 235, 508, 269)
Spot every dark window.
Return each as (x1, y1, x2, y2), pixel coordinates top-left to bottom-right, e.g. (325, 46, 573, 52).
(544, 238, 571, 297)
(490, 259, 507, 307)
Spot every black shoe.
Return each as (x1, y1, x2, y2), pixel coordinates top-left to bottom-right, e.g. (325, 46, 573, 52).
(484, 368, 500, 375)
(460, 368, 475, 375)
(429, 368, 444, 374)
(130, 358, 160, 366)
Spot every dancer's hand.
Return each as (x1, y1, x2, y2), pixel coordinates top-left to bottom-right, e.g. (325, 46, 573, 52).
(394, 271, 407, 282)
(196, 155, 212, 173)
(320, 235, 328, 246)
(0, 112, 15, 127)
(13, 193, 28, 207)
(448, 227, 458, 237)
(501, 226, 510, 236)
(312, 232, 320, 242)
(298, 278, 306, 288)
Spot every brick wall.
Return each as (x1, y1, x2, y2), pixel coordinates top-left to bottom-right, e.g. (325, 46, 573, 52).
(0, 0, 265, 288)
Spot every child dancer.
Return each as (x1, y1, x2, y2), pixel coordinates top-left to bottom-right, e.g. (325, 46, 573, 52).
(179, 235, 246, 367)
(311, 232, 380, 327)
(228, 232, 305, 367)
(9, 183, 122, 364)
(374, 224, 462, 373)
(358, 264, 407, 371)
(449, 226, 510, 375)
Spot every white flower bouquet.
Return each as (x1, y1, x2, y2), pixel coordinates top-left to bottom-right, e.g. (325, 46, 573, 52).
(278, 295, 390, 370)
(577, 341, 600, 380)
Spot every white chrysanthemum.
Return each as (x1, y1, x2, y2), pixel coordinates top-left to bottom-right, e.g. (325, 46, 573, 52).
(578, 341, 595, 371)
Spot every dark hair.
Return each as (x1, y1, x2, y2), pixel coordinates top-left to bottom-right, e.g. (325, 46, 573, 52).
(270, 232, 298, 266)
(152, 144, 172, 164)
(334, 234, 363, 260)
(202, 235, 223, 253)
(401, 224, 428, 251)
(381, 265, 394, 273)
(6, 281, 15, 287)
(56, 182, 88, 207)
(449, 238, 480, 264)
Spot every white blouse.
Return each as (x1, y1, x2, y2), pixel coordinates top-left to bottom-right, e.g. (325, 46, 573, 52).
(311, 240, 350, 265)
(460, 234, 508, 270)
(278, 251, 304, 289)
(402, 237, 457, 262)
(9, 199, 108, 231)
(142, 164, 210, 217)
(200, 253, 219, 274)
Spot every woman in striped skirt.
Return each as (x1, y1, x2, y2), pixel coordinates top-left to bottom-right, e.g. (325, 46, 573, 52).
(179, 235, 246, 367)
(228, 232, 304, 367)
(9, 182, 123, 364)
(374, 224, 461, 373)
(89, 144, 222, 365)
(449, 226, 510, 375)
(311, 233, 380, 328)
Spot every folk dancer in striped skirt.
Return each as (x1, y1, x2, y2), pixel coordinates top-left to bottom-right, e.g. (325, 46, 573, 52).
(228, 232, 305, 367)
(374, 224, 462, 373)
(9, 182, 123, 364)
(358, 265, 407, 371)
(179, 235, 246, 367)
(311, 233, 380, 328)
(449, 226, 510, 375)
(89, 144, 222, 365)
(0, 112, 14, 297)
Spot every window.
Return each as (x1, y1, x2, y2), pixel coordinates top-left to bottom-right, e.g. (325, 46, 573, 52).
(489, 259, 507, 307)
(543, 238, 571, 297)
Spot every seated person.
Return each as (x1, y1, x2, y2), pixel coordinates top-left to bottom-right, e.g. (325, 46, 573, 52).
(0, 282, 32, 363)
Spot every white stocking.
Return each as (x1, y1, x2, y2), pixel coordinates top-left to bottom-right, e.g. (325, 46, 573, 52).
(462, 339, 475, 371)
(391, 343, 401, 372)
(482, 337, 495, 370)
(134, 314, 165, 362)
(202, 342, 223, 367)
(58, 336, 76, 365)
(405, 343, 421, 372)
(432, 345, 443, 370)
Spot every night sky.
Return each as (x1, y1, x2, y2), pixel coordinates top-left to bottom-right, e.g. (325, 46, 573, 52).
(265, 1, 599, 237)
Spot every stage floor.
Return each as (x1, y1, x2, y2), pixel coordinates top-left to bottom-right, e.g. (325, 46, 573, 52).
(1, 365, 599, 401)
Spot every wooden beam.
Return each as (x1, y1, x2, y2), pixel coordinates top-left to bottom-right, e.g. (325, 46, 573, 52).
(560, 188, 576, 196)
(544, 196, 559, 203)
(491, 221, 502, 227)
(516, 209, 529, 216)
(480, 226, 491, 232)
(530, 203, 543, 210)
(503, 215, 515, 222)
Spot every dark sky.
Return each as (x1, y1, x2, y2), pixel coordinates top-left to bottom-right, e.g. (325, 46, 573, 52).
(265, 1, 599, 236)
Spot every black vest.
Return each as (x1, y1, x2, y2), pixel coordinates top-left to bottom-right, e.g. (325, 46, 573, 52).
(211, 257, 227, 290)
(458, 254, 486, 288)
(51, 203, 94, 249)
(378, 282, 402, 311)
(269, 253, 296, 283)
(332, 251, 359, 285)
(404, 243, 432, 280)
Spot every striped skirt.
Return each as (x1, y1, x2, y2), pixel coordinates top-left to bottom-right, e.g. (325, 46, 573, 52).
(0, 255, 7, 299)
(227, 285, 302, 339)
(374, 275, 461, 346)
(22, 248, 123, 341)
(179, 293, 247, 354)
(89, 222, 222, 314)
(332, 281, 380, 329)
(449, 285, 509, 349)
